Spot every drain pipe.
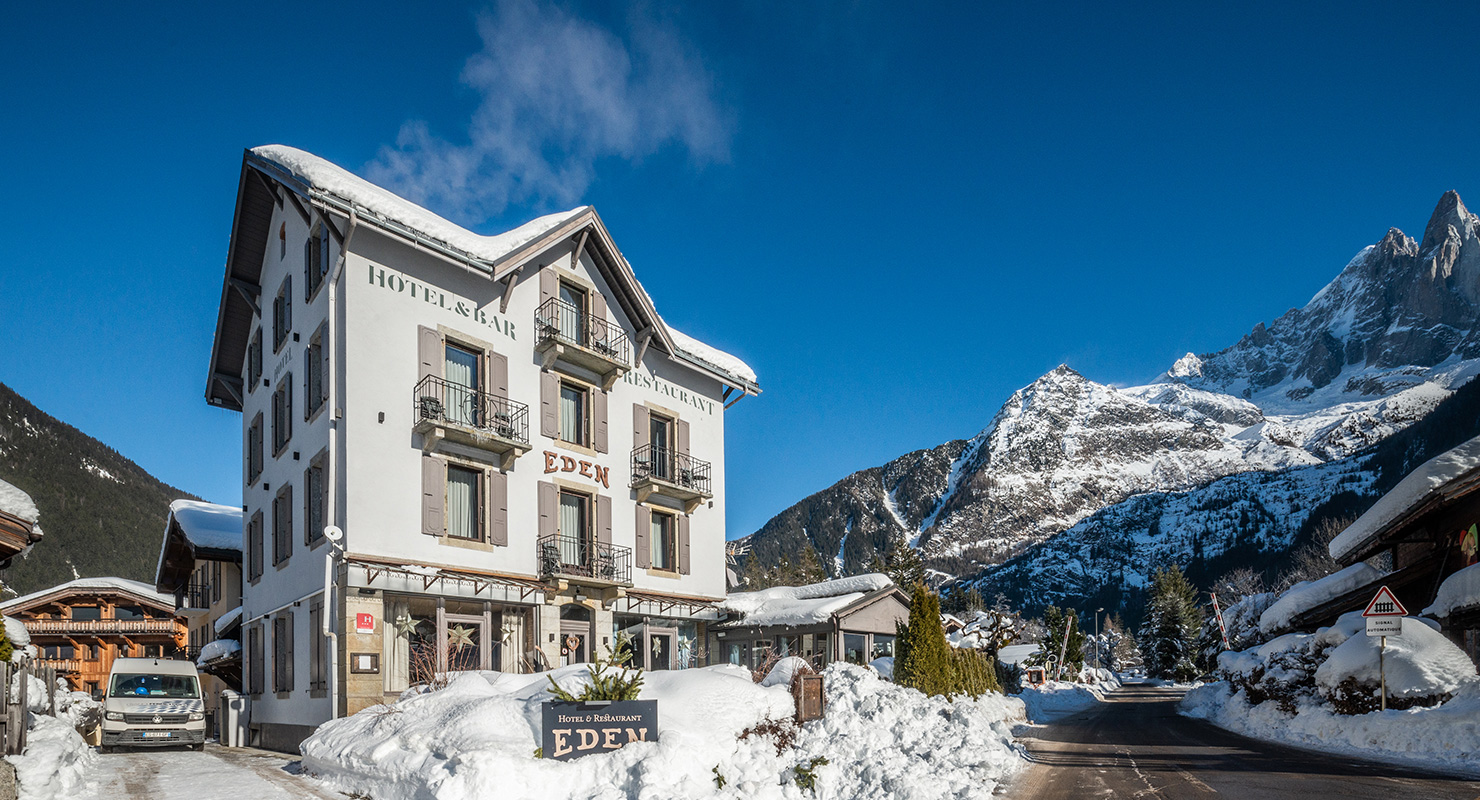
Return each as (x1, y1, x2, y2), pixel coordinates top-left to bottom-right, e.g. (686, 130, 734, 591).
(323, 209, 357, 720)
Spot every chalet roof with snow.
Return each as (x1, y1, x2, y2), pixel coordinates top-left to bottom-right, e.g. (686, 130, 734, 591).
(717, 573, 901, 629)
(155, 499, 243, 593)
(0, 479, 43, 566)
(205, 145, 758, 411)
(1330, 434, 1480, 563)
(0, 576, 175, 615)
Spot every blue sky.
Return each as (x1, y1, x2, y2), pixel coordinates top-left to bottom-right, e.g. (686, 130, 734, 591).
(2, 1, 1478, 539)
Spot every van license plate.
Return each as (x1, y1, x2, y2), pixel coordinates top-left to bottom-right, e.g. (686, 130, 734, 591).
(142, 732, 173, 739)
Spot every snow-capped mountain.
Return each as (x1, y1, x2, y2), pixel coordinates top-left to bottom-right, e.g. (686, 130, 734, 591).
(742, 191, 1480, 599)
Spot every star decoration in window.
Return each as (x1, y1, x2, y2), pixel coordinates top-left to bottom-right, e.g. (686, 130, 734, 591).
(448, 624, 476, 649)
(391, 614, 421, 638)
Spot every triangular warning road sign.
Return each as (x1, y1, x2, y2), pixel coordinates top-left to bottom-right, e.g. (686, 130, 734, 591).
(1362, 585, 1407, 617)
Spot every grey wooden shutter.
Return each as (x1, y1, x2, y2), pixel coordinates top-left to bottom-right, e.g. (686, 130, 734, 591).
(417, 326, 442, 384)
(421, 455, 444, 536)
(634, 504, 650, 569)
(303, 468, 311, 544)
(591, 290, 606, 325)
(538, 481, 557, 539)
(304, 237, 313, 300)
(597, 495, 611, 547)
(320, 326, 331, 410)
(633, 404, 649, 449)
(285, 485, 294, 561)
(488, 351, 508, 398)
(678, 514, 691, 574)
(303, 348, 312, 420)
(677, 419, 690, 459)
(285, 378, 293, 443)
(540, 268, 556, 309)
(593, 389, 608, 453)
(284, 610, 295, 690)
(284, 275, 293, 335)
(488, 469, 507, 546)
(539, 371, 559, 438)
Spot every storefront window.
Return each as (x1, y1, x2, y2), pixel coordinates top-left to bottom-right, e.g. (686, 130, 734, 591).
(843, 633, 867, 665)
(383, 596, 437, 693)
(613, 615, 699, 670)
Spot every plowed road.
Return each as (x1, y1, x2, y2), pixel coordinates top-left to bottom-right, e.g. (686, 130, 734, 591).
(1011, 683, 1480, 799)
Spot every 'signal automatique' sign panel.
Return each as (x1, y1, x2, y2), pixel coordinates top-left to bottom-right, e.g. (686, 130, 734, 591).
(541, 700, 658, 760)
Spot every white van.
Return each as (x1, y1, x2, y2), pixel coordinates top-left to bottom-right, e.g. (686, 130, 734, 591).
(100, 657, 207, 751)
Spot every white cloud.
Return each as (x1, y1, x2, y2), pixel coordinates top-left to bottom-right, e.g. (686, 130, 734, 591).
(365, 0, 731, 225)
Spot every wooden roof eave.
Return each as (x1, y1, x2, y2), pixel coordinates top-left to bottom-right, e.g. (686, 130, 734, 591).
(1337, 465, 1480, 565)
(204, 152, 277, 411)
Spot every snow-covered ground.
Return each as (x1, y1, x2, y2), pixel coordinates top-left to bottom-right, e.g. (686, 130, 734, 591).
(1015, 670, 1120, 723)
(300, 661, 1027, 800)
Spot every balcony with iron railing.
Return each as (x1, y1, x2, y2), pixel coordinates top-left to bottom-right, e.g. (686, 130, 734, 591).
(534, 298, 632, 389)
(537, 533, 633, 587)
(631, 445, 713, 513)
(175, 583, 210, 616)
(23, 618, 178, 636)
(413, 375, 532, 469)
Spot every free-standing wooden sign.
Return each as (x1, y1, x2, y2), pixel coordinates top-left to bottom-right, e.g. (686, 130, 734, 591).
(542, 700, 658, 760)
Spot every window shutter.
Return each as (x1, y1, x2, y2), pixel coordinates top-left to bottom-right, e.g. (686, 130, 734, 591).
(539, 371, 558, 438)
(488, 469, 507, 546)
(487, 351, 508, 398)
(285, 378, 293, 444)
(304, 238, 312, 300)
(285, 610, 294, 691)
(593, 388, 608, 453)
(303, 348, 312, 420)
(540, 267, 556, 308)
(591, 291, 607, 325)
(319, 324, 331, 410)
(633, 404, 649, 450)
(596, 495, 611, 547)
(321, 231, 331, 281)
(303, 468, 312, 544)
(678, 514, 691, 574)
(634, 504, 650, 569)
(284, 275, 293, 334)
(677, 419, 691, 459)
(538, 481, 556, 539)
(417, 326, 442, 384)
(422, 455, 445, 536)
(285, 486, 294, 562)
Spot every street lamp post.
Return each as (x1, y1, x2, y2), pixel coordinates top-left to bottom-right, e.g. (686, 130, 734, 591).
(1094, 607, 1104, 671)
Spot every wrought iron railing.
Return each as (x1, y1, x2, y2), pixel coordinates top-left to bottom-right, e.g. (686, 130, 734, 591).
(630, 445, 712, 495)
(175, 583, 210, 611)
(534, 298, 632, 366)
(414, 375, 530, 444)
(537, 533, 632, 585)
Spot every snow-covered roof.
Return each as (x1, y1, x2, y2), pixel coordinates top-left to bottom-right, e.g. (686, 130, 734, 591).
(251, 146, 758, 392)
(0, 479, 39, 524)
(214, 605, 243, 636)
(720, 574, 895, 628)
(167, 499, 242, 552)
(2, 615, 30, 649)
(1331, 433, 1480, 561)
(0, 577, 174, 613)
(197, 639, 242, 667)
(1423, 563, 1480, 618)
(1258, 563, 1382, 634)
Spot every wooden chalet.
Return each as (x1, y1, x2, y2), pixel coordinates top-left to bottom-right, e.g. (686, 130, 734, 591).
(0, 479, 44, 569)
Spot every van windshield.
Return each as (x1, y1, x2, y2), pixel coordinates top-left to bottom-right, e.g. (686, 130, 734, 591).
(108, 673, 200, 699)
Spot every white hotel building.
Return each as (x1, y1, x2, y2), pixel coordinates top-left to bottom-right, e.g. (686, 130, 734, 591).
(204, 146, 758, 750)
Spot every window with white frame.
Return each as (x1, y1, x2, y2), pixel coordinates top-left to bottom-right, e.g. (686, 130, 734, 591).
(558, 381, 587, 446)
(650, 510, 675, 571)
(557, 489, 590, 565)
(446, 464, 482, 541)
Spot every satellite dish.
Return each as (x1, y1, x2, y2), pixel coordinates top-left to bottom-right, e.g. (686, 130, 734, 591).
(324, 526, 344, 542)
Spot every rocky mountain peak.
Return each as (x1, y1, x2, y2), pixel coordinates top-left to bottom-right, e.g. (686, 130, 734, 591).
(1168, 353, 1204, 379)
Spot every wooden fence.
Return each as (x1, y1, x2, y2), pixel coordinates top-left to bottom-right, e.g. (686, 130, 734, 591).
(0, 661, 60, 755)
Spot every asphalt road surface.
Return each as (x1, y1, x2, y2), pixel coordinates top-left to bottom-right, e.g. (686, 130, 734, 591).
(1011, 683, 1480, 800)
(82, 744, 336, 800)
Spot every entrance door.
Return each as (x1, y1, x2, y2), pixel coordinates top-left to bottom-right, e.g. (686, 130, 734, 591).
(560, 622, 588, 666)
(646, 626, 677, 670)
(649, 414, 673, 481)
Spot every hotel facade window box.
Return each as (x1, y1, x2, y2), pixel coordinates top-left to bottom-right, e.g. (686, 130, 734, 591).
(202, 146, 758, 752)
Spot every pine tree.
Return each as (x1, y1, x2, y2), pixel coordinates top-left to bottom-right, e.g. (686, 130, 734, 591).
(892, 584, 954, 696)
(1038, 606, 1086, 678)
(0, 624, 11, 664)
(962, 587, 986, 614)
(875, 537, 925, 588)
(790, 546, 828, 584)
(1139, 565, 1205, 681)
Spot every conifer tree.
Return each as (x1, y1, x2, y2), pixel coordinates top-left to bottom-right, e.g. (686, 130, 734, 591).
(874, 537, 925, 588)
(790, 546, 828, 585)
(1037, 606, 1086, 678)
(0, 624, 11, 664)
(892, 584, 954, 696)
(1139, 565, 1205, 681)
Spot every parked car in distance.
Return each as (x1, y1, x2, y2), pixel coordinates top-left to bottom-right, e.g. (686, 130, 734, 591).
(100, 657, 207, 751)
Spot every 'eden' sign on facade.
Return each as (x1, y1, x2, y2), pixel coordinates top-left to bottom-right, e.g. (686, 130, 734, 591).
(542, 700, 658, 760)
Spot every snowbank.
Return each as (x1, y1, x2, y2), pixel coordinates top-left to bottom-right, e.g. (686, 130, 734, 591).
(5, 714, 96, 800)
(761, 656, 812, 688)
(995, 644, 1039, 666)
(720, 574, 893, 628)
(1258, 563, 1381, 634)
(302, 662, 1025, 799)
(167, 499, 243, 551)
(1017, 681, 1108, 723)
(1314, 616, 1476, 698)
(1424, 562, 1480, 618)
(0, 479, 39, 524)
(4, 614, 31, 652)
(1182, 680, 1480, 776)
(197, 639, 242, 666)
(1330, 433, 1480, 561)
(868, 657, 894, 681)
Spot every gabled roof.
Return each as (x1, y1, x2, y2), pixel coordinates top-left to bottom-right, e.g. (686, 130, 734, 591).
(718, 573, 898, 628)
(155, 499, 242, 592)
(1330, 433, 1480, 563)
(205, 145, 759, 409)
(0, 577, 175, 615)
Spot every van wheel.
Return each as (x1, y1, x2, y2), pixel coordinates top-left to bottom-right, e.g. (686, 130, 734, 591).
(99, 746, 113, 754)
(192, 742, 206, 752)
